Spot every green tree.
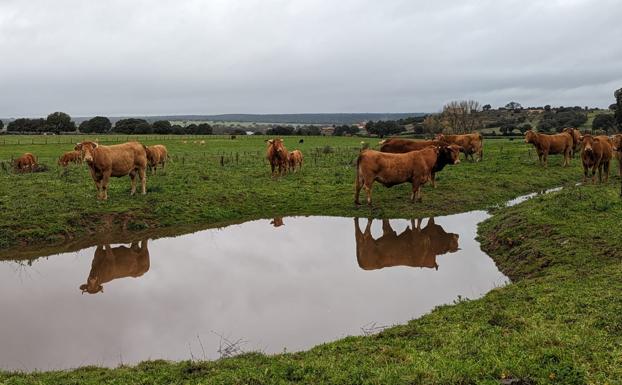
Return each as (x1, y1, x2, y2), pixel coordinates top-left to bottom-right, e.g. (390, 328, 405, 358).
(505, 101, 522, 110)
(152, 120, 172, 134)
(615, 88, 622, 129)
(79, 116, 111, 133)
(365, 120, 403, 138)
(482, 104, 492, 111)
(0, 119, 4, 131)
(46, 112, 76, 133)
(592, 114, 616, 132)
(7, 118, 47, 132)
(196, 123, 213, 135)
(114, 118, 152, 134)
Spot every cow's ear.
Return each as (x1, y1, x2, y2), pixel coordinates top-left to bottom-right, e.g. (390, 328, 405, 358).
(579, 135, 584, 141)
(92, 142, 99, 148)
(594, 137, 600, 142)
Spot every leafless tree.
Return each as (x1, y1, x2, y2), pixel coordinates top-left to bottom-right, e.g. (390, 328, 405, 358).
(440, 100, 483, 134)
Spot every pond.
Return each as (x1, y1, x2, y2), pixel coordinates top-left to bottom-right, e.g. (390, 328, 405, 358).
(0, 212, 508, 371)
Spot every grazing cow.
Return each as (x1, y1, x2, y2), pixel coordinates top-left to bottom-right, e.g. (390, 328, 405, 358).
(58, 150, 82, 167)
(580, 134, 612, 184)
(79, 240, 150, 294)
(355, 218, 458, 270)
(265, 138, 289, 176)
(563, 127, 581, 157)
(612, 134, 622, 177)
(354, 145, 461, 205)
(288, 150, 303, 172)
(379, 138, 448, 153)
(13, 153, 37, 172)
(145, 144, 168, 175)
(270, 217, 284, 227)
(524, 130, 573, 167)
(435, 133, 483, 161)
(75, 141, 148, 200)
(380, 139, 462, 187)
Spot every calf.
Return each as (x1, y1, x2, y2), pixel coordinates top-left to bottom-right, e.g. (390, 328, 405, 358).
(435, 133, 483, 161)
(80, 240, 150, 294)
(580, 134, 612, 184)
(145, 144, 168, 175)
(563, 127, 581, 158)
(265, 138, 289, 176)
(288, 149, 303, 172)
(58, 150, 82, 167)
(75, 141, 148, 200)
(524, 130, 573, 167)
(14, 153, 37, 172)
(354, 145, 460, 205)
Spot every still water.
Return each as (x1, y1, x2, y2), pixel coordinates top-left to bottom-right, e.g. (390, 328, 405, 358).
(0, 213, 507, 371)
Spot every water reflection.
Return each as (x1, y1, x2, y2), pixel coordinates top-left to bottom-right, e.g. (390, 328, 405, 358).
(355, 218, 459, 270)
(80, 240, 150, 294)
(0, 214, 507, 371)
(270, 217, 284, 227)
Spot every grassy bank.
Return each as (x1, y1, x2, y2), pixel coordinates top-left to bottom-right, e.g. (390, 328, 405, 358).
(2, 177, 621, 383)
(0, 136, 590, 255)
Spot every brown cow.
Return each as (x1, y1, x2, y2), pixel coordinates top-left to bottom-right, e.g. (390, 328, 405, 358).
(580, 134, 612, 184)
(288, 150, 303, 172)
(380, 139, 462, 187)
(524, 130, 573, 167)
(79, 240, 150, 294)
(265, 138, 289, 176)
(145, 144, 168, 175)
(58, 150, 82, 167)
(612, 134, 622, 177)
(563, 127, 581, 158)
(354, 145, 461, 205)
(75, 141, 148, 200)
(435, 133, 483, 161)
(379, 138, 448, 153)
(13, 153, 37, 172)
(355, 218, 458, 270)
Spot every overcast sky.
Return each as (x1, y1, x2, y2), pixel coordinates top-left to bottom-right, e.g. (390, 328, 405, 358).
(1, 0, 621, 117)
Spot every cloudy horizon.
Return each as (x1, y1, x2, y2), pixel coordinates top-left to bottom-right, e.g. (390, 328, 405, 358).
(1, 0, 621, 118)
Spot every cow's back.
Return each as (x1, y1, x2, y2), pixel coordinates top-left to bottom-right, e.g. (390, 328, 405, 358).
(97, 142, 147, 176)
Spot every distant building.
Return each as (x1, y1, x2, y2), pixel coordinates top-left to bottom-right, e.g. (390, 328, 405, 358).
(321, 126, 334, 136)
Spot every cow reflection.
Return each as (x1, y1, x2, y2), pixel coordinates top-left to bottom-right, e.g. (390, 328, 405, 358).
(355, 218, 459, 270)
(79, 240, 150, 294)
(270, 217, 284, 227)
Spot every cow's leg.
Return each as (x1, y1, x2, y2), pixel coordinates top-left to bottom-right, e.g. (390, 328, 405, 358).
(591, 164, 597, 184)
(129, 170, 137, 195)
(431, 172, 436, 188)
(604, 161, 610, 183)
(354, 175, 362, 205)
(89, 168, 102, 199)
(363, 181, 373, 206)
(583, 164, 588, 183)
(139, 167, 147, 195)
(101, 171, 111, 200)
(543, 152, 548, 168)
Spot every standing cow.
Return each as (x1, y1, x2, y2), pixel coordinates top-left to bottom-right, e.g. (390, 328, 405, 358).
(75, 141, 148, 200)
(563, 127, 582, 158)
(524, 130, 573, 167)
(145, 144, 168, 175)
(80, 240, 150, 294)
(266, 139, 289, 177)
(354, 145, 461, 205)
(580, 134, 612, 184)
(435, 133, 483, 162)
(288, 150, 303, 172)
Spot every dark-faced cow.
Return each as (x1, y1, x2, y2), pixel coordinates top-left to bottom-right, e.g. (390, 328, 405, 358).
(75, 141, 148, 200)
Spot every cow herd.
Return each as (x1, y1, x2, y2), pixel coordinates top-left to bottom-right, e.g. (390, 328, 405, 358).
(8, 130, 622, 202)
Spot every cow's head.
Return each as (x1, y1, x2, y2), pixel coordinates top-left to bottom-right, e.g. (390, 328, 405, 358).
(438, 144, 462, 165)
(434, 134, 446, 142)
(612, 134, 621, 152)
(524, 130, 537, 144)
(75, 141, 98, 163)
(267, 138, 287, 158)
(580, 134, 597, 154)
(79, 277, 103, 294)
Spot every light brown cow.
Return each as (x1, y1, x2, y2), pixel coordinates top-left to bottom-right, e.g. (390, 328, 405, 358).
(58, 150, 82, 167)
(145, 144, 168, 175)
(265, 138, 289, 176)
(13, 153, 37, 172)
(524, 130, 573, 167)
(355, 218, 458, 270)
(79, 240, 150, 294)
(435, 133, 483, 162)
(612, 134, 622, 177)
(580, 134, 612, 184)
(288, 150, 303, 172)
(354, 145, 461, 205)
(563, 127, 581, 158)
(75, 141, 148, 200)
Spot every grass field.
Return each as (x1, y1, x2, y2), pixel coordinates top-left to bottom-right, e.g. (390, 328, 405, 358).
(0, 135, 595, 256)
(1, 135, 622, 383)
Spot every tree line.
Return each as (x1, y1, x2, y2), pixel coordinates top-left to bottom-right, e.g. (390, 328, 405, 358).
(2, 112, 213, 135)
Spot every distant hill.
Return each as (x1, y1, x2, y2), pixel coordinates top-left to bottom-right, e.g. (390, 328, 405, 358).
(67, 113, 425, 125)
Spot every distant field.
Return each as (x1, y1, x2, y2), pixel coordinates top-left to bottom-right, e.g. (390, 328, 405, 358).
(0, 135, 601, 256)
